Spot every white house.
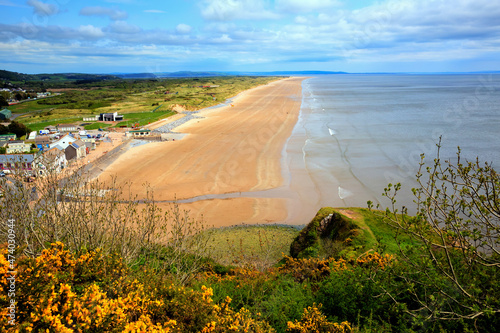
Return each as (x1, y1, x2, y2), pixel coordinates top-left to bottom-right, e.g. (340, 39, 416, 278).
(6, 141, 31, 154)
(49, 134, 77, 150)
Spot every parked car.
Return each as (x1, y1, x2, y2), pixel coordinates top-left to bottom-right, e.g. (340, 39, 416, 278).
(0, 171, 5, 177)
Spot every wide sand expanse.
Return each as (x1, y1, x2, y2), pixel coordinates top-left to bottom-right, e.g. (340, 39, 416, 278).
(98, 77, 304, 227)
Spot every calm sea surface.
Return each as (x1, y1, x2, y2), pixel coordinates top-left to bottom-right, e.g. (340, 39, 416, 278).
(283, 74, 500, 222)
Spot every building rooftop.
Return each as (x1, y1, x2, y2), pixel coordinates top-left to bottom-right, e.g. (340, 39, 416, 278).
(129, 129, 151, 133)
(0, 154, 35, 163)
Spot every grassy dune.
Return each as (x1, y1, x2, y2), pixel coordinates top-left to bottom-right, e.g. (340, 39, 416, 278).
(12, 76, 281, 131)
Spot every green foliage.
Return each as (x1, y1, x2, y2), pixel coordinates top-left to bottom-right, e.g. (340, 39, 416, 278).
(7, 121, 31, 138)
(378, 141, 500, 330)
(290, 208, 357, 259)
(36, 90, 122, 109)
(0, 95, 8, 107)
(197, 270, 314, 332)
(316, 267, 395, 328)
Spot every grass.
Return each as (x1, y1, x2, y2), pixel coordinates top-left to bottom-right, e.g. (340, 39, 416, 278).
(333, 207, 420, 256)
(7, 101, 55, 114)
(112, 111, 176, 128)
(291, 207, 420, 260)
(206, 225, 300, 268)
(23, 117, 84, 132)
(83, 122, 113, 130)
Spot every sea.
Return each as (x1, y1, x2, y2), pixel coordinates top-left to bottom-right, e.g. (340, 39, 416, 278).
(282, 74, 500, 224)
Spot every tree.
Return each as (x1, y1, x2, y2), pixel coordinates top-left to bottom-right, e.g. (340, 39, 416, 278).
(374, 141, 500, 328)
(7, 121, 31, 138)
(0, 95, 8, 107)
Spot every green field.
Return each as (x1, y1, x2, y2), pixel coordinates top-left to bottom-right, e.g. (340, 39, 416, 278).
(112, 110, 176, 128)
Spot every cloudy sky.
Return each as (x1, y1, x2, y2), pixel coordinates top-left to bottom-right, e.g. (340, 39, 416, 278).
(1, 0, 500, 74)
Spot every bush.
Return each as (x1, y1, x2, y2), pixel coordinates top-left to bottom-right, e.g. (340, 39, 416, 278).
(290, 209, 357, 259)
(376, 142, 500, 331)
(0, 242, 275, 332)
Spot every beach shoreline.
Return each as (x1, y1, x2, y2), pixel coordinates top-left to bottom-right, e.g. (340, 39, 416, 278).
(96, 77, 309, 227)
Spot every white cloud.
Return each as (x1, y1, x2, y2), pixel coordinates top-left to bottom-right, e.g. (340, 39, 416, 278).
(27, 0, 58, 16)
(0, 0, 24, 7)
(294, 16, 308, 24)
(144, 9, 166, 14)
(212, 34, 232, 43)
(176, 24, 192, 34)
(276, 0, 340, 13)
(107, 21, 141, 34)
(78, 25, 105, 39)
(79, 6, 128, 21)
(201, 0, 279, 21)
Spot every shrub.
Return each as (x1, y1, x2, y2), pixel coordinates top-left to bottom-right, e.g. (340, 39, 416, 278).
(287, 304, 352, 333)
(378, 143, 500, 329)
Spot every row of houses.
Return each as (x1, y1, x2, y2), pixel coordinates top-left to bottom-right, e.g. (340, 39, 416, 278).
(0, 132, 98, 175)
(0, 150, 66, 176)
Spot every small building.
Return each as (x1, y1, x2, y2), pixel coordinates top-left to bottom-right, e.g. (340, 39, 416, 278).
(65, 139, 87, 161)
(82, 137, 96, 150)
(0, 134, 16, 141)
(45, 126, 57, 133)
(0, 154, 35, 173)
(6, 141, 31, 154)
(28, 131, 37, 140)
(57, 124, 79, 132)
(128, 129, 151, 137)
(83, 115, 99, 122)
(99, 112, 123, 122)
(0, 108, 12, 120)
(35, 136, 51, 150)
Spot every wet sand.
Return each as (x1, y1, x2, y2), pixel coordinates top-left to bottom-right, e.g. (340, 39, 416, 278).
(98, 77, 306, 227)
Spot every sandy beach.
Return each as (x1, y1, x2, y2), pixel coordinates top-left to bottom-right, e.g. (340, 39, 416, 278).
(97, 77, 305, 227)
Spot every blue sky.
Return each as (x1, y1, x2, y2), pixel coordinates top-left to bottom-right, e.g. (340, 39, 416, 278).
(1, 0, 500, 73)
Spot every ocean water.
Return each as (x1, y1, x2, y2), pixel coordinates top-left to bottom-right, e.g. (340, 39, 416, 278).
(283, 74, 500, 223)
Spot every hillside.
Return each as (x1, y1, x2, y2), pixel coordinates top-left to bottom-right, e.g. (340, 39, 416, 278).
(0, 69, 118, 84)
(1, 196, 497, 332)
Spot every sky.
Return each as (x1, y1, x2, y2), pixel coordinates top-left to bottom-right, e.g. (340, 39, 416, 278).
(1, 0, 500, 74)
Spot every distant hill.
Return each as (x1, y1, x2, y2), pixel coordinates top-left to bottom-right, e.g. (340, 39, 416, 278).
(0, 69, 119, 83)
(112, 70, 348, 78)
(113, 71, 232, 78)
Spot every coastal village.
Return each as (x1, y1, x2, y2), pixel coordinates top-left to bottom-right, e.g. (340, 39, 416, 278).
(0, 108, 153, 183)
